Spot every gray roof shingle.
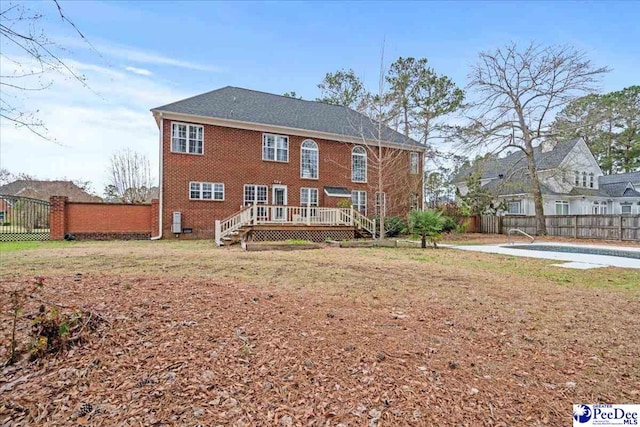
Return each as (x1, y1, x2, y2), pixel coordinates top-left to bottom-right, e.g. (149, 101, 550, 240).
(153, 86, 421, 147)
(452, 138, 582, 183)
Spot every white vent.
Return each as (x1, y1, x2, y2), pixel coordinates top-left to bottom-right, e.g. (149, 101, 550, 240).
(172, 212, 182, 233)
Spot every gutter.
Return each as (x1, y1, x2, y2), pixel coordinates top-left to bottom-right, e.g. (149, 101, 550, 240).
(151, 114, 163, 240)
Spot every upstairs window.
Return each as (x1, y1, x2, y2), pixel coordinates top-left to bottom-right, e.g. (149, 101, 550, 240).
(352, 146, 367, 183)
(589, 173, 594, 188)
(582, 172, 587, 187)
(263, 134, 289, 162)
(300, 139, 319, 179)
(189, 182, 224, 201)
(410, 152, 420, 174)
(574, 171, 580, 186)
(172, 123, 203, 154)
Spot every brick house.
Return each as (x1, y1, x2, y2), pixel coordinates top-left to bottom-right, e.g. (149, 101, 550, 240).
(151, 87, 425, 243)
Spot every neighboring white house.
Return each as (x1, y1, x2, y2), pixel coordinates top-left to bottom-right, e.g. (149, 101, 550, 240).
(453, 138, 640, 216)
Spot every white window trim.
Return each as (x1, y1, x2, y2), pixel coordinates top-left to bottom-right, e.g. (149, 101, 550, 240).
(300, 139, 319, 180)
(352, 146, 367, 183)
(555, 200, 569, 215)
(506, 199, 523, 215)
(262, 133, 289, 163)
(300, 187, 319, 206)
(171, 122, 204, 155)
(621, 204, 633, 214)
(243, 184, 269, 206)
(189, 181, 224, 201)
(352, 190, 367, 215)
(410, 152, 419, 174)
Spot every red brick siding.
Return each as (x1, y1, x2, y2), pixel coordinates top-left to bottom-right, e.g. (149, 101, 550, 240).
(161, 120, 422, 239)
(49, 196, 68, 240)
(66, 202, 152, 233)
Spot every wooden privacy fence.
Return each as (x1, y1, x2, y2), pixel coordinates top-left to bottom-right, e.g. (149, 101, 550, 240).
(479, 214, 640, 242)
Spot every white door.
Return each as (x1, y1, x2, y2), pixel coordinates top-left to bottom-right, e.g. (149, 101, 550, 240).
(272, 185, 287, 221)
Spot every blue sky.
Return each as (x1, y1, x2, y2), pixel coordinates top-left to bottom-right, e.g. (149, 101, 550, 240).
(1, 0, 638, 193)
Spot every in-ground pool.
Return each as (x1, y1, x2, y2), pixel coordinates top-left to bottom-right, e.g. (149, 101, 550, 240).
(509, 244, 640, 260)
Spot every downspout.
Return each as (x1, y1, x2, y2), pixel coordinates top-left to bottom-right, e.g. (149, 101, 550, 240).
(151, 114, 163, 240)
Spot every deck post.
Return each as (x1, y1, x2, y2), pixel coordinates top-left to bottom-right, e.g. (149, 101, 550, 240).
(214, 220, 222, 245)
(350, 205, 355, 226)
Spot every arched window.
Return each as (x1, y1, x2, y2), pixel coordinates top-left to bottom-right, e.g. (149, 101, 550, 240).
(300, 139, 318, 179)
(352, 146, 367, 183)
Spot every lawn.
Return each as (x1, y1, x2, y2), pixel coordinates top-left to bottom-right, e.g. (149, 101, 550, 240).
(1, 239, 639, 425)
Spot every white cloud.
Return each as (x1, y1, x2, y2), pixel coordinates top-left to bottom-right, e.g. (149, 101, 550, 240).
(60, 36, 223, 72)
(0, 55, 192, 195)
(125, 66, 152, 76)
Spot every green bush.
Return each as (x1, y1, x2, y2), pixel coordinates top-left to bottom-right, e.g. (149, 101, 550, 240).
(370, 216, 408, 237)
(441, 216, 458, 233)
(384, 216, 408, 237)
(2, 222, 10, 226)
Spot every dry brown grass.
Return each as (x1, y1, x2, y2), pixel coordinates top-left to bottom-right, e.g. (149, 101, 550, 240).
(1, 240, 639, 426)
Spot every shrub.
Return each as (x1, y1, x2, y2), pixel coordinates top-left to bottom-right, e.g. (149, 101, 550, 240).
(407, 209, 445, 248)
(30, 306, 102, 360)
(384, 216, 408, 237)
(337, 199, 352, 209)
(2, 222, 10, 226)
(441, 216, 458, 233)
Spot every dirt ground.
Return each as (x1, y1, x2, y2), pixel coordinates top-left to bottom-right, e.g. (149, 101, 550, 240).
(1, 238, 639, 426)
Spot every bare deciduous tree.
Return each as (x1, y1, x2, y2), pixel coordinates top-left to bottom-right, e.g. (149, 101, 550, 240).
(105, 149, 154, 204)
(0, 1, 96, 141)
(461, 42, 609, 234)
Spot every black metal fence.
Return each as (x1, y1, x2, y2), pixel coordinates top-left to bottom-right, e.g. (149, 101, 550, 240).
(0, 195, 50, 241)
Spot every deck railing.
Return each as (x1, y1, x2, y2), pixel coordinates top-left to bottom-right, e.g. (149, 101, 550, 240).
(215, 205, 376, 245)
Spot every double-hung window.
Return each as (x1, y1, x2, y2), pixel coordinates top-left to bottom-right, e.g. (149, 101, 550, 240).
(352, 146, 367, 183)
(172, 123, 203, 154)
(621, 204, 632, 214)
(582, 172, 587, 187)
(506, 200, 522, 215)
(409, 193, 419, 210)
(410, 152, 419, 174)
(352, 190, 366, 215)
(589, 173, 594, 188)
(263, 134, 289, 162)
(300, 140, 319, 179)
(375, 192, 386, 216)
(574, 171, 580, 186)
(244, 184, 268, 219)
(189, 182, 224, 200)
(300, 188, 318, 218)
(555, 201, 569, 215)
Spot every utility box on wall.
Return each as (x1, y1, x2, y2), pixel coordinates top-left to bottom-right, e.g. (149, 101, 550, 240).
(172, 211, 182, 234)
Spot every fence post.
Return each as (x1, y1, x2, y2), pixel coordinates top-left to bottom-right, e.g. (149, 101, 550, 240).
(573, 215, 578, 239)
(49, 196, 68, 240)
(619, 215, 623, 241)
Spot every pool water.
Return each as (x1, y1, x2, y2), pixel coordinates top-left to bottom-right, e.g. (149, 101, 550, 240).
(508, 244, 640, 260)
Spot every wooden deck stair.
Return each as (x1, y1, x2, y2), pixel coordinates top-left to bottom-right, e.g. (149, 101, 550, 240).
(215, 205, 376, 246)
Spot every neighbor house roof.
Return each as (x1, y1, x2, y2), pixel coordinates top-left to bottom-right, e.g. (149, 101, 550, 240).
(0, 180, 101, 202)
(598, 171, 640, 198)
(152, 86, 421, 147)
(452, 138, 582, 183)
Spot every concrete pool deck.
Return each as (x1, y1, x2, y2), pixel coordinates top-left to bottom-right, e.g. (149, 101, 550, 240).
(451, 242, 640, 269)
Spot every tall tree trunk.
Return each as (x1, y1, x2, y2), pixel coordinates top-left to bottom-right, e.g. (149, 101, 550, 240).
(517, 107, 547, 235)
(403, 104, 409, 137)
(421, 235, 426, 248)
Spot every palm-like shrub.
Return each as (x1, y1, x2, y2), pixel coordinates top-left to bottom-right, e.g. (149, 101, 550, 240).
(408, 209, 445, 248)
